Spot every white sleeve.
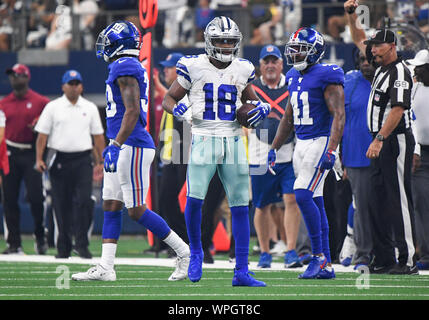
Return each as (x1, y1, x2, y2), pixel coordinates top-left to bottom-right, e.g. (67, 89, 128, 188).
(0, 110, 5, 128)
(34, 102, 54, 134)
(176, 57, 192, 90)
(89, 103, 104, 135)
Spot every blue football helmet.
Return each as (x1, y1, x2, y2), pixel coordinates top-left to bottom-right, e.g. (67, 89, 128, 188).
(284, 27, 325, 71)
(96, 20, 141, 62)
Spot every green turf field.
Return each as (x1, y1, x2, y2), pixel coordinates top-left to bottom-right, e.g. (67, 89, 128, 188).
(1, 236, 428, 301)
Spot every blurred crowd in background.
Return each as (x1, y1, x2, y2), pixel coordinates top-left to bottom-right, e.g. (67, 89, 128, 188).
(0, 0, 428, 52)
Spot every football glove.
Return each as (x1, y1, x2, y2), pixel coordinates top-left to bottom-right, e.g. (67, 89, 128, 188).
(103, 144, 121, 173)
(267, 149, 277, 175)
(247, 101, 271, 128)
(319, 149, 336, 171)
(172, 103, 188, 119)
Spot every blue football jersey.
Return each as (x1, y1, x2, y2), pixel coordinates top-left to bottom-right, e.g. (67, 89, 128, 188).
(286, 63, 344, 139)
(105, 57, 155, 149)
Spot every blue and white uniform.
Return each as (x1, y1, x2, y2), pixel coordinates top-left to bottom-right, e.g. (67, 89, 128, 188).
(102, 57, 155, 208)
(286, 63, 344, 196)
(176, 54, 255, 206)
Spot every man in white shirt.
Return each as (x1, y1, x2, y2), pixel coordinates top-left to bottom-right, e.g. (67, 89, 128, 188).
(35, 70, 105, 259)
(408, 49, 429, 271)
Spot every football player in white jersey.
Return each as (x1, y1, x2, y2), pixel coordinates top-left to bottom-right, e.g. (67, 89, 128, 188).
(163, 16, 269, 287)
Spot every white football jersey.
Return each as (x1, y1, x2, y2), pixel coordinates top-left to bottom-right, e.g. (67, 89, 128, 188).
(176, 54, 256, 137)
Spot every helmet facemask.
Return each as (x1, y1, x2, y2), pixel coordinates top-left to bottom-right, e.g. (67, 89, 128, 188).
(204, 16, 242, 63)
(285, 42, 318, 71)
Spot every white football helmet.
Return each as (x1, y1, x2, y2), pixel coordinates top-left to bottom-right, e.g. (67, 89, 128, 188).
(204, 16, 242, 63)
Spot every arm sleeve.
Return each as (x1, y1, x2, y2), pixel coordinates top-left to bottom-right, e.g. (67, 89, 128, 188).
(0, 110, 5, 128)
(89, 103, 105, 135)
(176, 57, 192, 90)
(321, 65, 345, 91)
(389, 63, 412, 109)
(34, 102, 53, 134)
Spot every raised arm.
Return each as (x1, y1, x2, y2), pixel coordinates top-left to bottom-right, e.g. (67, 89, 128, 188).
(344, 0, 367, 55)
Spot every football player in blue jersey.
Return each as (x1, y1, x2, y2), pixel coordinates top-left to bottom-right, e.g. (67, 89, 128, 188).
(72, 21, 190, 282)
(269, 27, 345, 279)
(162, 16, 268, 287)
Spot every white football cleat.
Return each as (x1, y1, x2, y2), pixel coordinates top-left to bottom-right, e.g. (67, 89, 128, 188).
(168, 255, 190, 281)
(71, 264, 116, 281)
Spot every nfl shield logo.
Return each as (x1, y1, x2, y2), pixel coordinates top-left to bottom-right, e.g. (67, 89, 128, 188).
(375, 94, 380, 102)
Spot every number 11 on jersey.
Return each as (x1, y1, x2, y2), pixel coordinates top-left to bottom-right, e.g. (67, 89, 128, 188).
(291, 91, 313, 125)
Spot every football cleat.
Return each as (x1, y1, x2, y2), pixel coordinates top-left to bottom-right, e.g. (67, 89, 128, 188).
(232, 270, 266, 287)
(168, 255, 190, 281)
(317, 267, 336, 279)
(299, 253, 312, 265)
(72, 264, 116, 281)
(284, 249, 303, 268)
(270, 240, 286, 256)
(188, 250, 204, 282)
(257, 252, 272, 268)
(339, 234, 356, 267)
(298, 255, 327, 279)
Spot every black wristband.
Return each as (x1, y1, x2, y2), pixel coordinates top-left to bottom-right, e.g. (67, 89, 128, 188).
(346, 6, 356, 14)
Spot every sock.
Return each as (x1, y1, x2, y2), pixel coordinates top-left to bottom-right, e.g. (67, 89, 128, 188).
(231, 206, 250, 272)
(100, 243, 117, 271)
(347, 202, 355, 235)
(102, 211, 122, 240)
(313, 196, 331, 263)
(184, 197, 204, 254)
(137, 209, 171, 240)
(294, 189, 322, 255)
(163, 230, 190, 258)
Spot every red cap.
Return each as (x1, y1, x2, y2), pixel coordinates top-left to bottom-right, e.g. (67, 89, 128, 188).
(6, 64, 31, 80)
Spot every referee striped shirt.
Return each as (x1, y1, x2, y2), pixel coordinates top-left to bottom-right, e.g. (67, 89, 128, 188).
(367, 58, 413, 134)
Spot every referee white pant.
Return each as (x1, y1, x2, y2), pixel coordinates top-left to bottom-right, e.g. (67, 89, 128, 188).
(368, 130, 417, 268)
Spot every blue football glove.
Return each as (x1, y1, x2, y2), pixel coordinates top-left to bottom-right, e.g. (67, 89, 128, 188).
(172, 103, 188, 119)
(267, 148, 277, 175)
(319, 149, 336, 171)
(247, 101, 271, 128)
(103, 144, 121, 173)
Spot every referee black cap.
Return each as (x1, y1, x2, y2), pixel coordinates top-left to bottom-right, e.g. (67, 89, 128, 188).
(364, 29, 397, 45)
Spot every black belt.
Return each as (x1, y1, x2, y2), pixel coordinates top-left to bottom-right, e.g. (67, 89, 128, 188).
(56, 150, 91, 160)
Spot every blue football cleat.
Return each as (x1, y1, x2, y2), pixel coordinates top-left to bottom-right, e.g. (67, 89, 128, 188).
(417, 261, 429, 270)
(232, 270, 266, 287)
(341, 257, 352, 267)
(317, 267, 336, 279)
(188, 250, 204, 282)
(257, 252, 272, 268)
(298, 255, 327, 279)
(284, 249, 303, 268)
(299, 253, 312, 265)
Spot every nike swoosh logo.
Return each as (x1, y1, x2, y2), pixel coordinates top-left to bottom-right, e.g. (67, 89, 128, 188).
(373, 266, 384, 271)
(333, 67, 340, 70)
(118, 60, 126, 63)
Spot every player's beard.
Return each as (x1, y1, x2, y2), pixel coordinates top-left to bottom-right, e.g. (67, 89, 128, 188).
(11, 81, 27, 92)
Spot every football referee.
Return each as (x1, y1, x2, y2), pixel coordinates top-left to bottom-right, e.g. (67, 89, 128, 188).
(364, 29, 418, 275)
